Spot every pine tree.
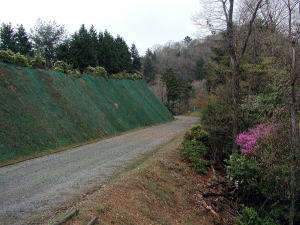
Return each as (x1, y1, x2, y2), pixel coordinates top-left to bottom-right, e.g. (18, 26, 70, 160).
(0, 23, 17, 52)
(130, 43, 141, 72)
(183, 36, 192, 46)
(14, 24, 32, 55)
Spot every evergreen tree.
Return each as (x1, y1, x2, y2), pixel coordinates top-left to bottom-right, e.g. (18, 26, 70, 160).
(55, 39, 71, 63)
(183, 36, 192, 46)
(130, 43, 141, 72)
(142, 49, 156, 83)
(114, 35, 131, 73)
(54, 25, 133, 75)
(101, 30, 117, 74)
(0, 23, 17, 52)
(161, 68, 192, 114)
(69, 24, 97, 72)
(88, 25, 98, 66)
(96, 31, 105, 67)
(14, 24, 32, 55)
(195, 57, 205, 80)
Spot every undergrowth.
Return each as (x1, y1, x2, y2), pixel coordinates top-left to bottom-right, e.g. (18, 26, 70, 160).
(181, 125, 210, 173)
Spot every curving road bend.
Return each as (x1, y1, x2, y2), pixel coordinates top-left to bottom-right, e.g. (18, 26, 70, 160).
(0, 116, 198, 225)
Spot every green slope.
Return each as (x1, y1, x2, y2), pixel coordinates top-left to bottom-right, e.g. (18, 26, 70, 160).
(0, 63, 173, 162)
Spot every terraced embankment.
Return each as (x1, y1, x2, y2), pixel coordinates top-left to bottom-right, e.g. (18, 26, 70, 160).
(0, 62, 173, 163)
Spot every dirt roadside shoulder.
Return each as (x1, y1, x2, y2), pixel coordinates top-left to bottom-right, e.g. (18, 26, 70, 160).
(43, 134, 236, 225)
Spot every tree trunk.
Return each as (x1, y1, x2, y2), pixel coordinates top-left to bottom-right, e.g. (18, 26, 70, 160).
(230, 57, 240, 152)
(226, 0, 240, 152)
(222, 0, 263, 152)
(286, 1, 298, 223)
(289, 40, 297, 225)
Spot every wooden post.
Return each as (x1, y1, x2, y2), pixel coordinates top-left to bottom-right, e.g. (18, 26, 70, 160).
(53, 209, 79, 225)
(86, 216, 98, 225)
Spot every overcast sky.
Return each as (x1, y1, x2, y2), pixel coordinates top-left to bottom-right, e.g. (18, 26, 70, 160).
(0, 0, 201, 55)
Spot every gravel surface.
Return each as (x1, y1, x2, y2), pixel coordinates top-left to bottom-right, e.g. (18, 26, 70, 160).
(0, 116, 198, 225)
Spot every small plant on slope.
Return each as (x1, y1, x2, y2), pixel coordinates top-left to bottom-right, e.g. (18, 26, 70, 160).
(181, 125, 210, 173)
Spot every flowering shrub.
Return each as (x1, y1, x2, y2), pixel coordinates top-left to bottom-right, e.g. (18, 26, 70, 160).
(236, 124, 277, 154)
(226, 126, 294, 224)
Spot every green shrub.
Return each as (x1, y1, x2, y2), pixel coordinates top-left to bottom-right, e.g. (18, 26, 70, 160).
(181, 125, 211, 174)
(0, 50, 30, 67)
(0, 50, 15, 64)
(84, 66, 95, 74)
(14, 53, 29, 67)
(53, 61, 81, 77)
(184, 124, 210, 147)
(132, 72, 144, 80)
(237, 207, 262, 225)
(181, 140, 208, 173)
(237, 207, 281, 225)
(30, 55, 46, 69)
(53, 61, 72, 74)
(94, 66, 107, 77)
(84, 66, 108, 78)
(225, 153, 259, 197)
(201, 99, 233, 160)
(190, 157, 207, 174)
(110, 71, 144, 80)
(255, 129, 293, 202)
(110, 72, 128, 79)
(68, 68, 81, 78)
(182, 140, 208, 159)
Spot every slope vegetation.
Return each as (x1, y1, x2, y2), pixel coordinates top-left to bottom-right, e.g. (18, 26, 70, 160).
(0, 63, 173, 162)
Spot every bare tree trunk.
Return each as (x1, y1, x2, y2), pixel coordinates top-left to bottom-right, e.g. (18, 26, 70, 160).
(285, 1, 299, 224)
(230, 57, 240, 152)
(223, 0, 263, 151)
(289, 39, 297, 225)
(226, 0, 239, 151)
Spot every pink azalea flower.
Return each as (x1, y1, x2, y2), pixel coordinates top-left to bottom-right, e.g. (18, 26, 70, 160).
(236, 124, 277, 154)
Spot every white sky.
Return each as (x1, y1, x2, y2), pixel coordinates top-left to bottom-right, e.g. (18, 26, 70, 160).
(0, 0, 201, 55)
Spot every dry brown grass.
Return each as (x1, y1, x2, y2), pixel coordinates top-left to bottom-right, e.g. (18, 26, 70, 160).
(57, 135, 236, 225)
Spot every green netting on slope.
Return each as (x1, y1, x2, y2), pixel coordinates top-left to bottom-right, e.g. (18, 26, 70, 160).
(0, 63, 173, 162)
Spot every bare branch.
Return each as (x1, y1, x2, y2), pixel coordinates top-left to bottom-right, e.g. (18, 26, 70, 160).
(221, 0, 229, 23)
(241, 0, 264, 56)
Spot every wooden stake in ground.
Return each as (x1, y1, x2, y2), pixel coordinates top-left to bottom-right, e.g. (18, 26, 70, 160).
(86, 216, 98, 225)
(52, 209, 79, 225)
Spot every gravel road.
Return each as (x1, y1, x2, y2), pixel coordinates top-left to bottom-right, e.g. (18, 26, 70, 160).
(0, 116, 198, 225)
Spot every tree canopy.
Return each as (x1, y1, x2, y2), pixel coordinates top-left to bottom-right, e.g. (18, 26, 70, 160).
(31, 19, 66, 67)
